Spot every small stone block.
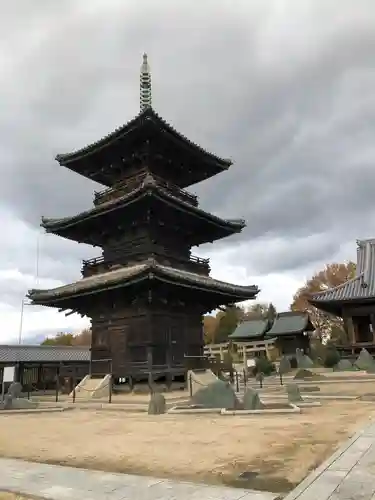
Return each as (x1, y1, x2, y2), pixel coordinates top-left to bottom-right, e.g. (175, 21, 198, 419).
(279, 356, 292, 374)
(335, 359, 355, 371)
(243, 388, 264, 410)
(355, 348, 375, 370)
(286, 383, 303, 403)
(192, 379, 239, 409)
(147, 393, 166, 415)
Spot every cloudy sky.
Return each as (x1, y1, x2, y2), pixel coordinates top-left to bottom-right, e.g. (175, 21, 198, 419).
(0, 0, 374, 342)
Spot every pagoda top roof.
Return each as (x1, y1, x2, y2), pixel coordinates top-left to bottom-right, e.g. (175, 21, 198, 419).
(40, 173, 245, 246)
(27, 258, 259, 305)
(55, 107, 232, 188)
(308, 239, 375, 314)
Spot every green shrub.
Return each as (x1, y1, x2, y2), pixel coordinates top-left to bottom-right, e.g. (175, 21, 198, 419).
(323, 347, 340, 368)
(253, 357, 275, 376)
(309, 341, 327, 363)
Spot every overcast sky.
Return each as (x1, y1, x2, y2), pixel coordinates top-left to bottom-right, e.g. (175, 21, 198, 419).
(0, 1, 374, 342)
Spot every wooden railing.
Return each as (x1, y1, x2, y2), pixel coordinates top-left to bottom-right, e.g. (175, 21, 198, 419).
(82, 252, 210, 277)
(111, 362, 185, 377)
(94, 170, 198, 207)
(336, 342, 375, 358)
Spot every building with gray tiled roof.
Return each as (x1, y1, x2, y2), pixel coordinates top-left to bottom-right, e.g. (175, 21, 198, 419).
(308, 238, 375, 355)
(0, 344, 90, 392)
(0, 344, 90, 364)
(229, 311, 313, 356)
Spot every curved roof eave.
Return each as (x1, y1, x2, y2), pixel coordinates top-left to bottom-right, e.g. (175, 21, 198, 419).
(55, 108, 232, 169)
(27, 259, 260, 304)
(307, 274, 375, 304)
(40, 183, 245, 234)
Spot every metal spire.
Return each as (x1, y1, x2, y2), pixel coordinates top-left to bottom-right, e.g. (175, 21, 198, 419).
(140, 53, 152, 112)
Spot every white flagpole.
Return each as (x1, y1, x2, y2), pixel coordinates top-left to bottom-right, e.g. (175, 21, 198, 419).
(18, 298, 24, 345)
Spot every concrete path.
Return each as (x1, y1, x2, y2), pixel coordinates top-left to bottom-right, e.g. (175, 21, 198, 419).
(0, 457, 277, 500)
(284, 420, 375, 500)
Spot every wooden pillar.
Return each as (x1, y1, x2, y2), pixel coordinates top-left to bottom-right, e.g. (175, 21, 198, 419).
(37, 364, 42, 389)
(16, 363, 23, 385)
(265, 342, 270, 360)
(219, 346, 224, 361)
(165, 345, 172, 389)
(370, 314, 375, 344)
(242, 344, 247, 370)
(147, 347, 153, 387)
(343, 314, 356, 345)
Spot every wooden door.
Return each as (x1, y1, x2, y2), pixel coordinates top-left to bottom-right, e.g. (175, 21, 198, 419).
(169, 316, 185, 366)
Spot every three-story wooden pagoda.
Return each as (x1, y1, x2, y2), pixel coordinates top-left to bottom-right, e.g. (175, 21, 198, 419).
(28, 55, 259, 383)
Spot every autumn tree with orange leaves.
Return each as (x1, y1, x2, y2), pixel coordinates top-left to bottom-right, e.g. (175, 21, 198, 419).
(203, 302, 276, 344)
(42, 328, 92, 346)
(290, 262, 356, 342)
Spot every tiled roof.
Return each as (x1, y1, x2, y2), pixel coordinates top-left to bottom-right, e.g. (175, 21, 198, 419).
(265, 312, 314, 337)
(229, 312, 314, 341)
(229, 319, 269, 340)
(28, 259, 259, 304)
(309, 239, 375, 305)
(29, 262, 148, 301)
(0, 345, 90, 363)
(40, 174, 245, 244)
(55, 108, 231, 173)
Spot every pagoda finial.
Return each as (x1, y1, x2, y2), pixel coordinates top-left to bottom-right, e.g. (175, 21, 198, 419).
(140, 53, 152, 112)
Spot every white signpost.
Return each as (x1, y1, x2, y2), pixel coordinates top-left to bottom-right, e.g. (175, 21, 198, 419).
(1, 366, 15, 402)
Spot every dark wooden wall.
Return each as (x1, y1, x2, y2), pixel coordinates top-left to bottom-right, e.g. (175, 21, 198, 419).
(277, 335, 310, 356)
(89, 288, 204, 379)
(96, 219, 208, 276)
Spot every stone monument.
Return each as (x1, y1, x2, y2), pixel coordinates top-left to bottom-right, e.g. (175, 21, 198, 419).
(354, 349, 375, 371)
(296, 348, 314, 369)
(148, 393, 166, 415)
(1, 382, 38, 410)
(192, 379, 239, 409)
(335, 359, 355, 371)
(242, 388, 264, 410)
(279, 356, 292, 374)
(286, 383, 303, 403)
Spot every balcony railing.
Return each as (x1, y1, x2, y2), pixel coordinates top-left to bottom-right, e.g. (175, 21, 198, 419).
(94, 170, 198, 207)
(82, 251, 210, 277)
(189, 254, 210, 266)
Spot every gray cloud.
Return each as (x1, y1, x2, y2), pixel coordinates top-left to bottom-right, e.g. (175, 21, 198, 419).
(1, 0, 375, 318)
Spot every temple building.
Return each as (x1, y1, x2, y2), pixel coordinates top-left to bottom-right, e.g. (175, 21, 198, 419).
(229, 311, 313, 361)
(309, 238, 375, 356)
(27, 55, 259, 384)
(0, 345, 90, 392)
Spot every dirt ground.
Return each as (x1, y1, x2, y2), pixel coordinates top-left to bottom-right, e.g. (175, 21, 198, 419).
(0, 401, 374, 494)
(261, 380, 375, 397)
(309, 381, 375, 395)
(0, 494, 30, 500)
